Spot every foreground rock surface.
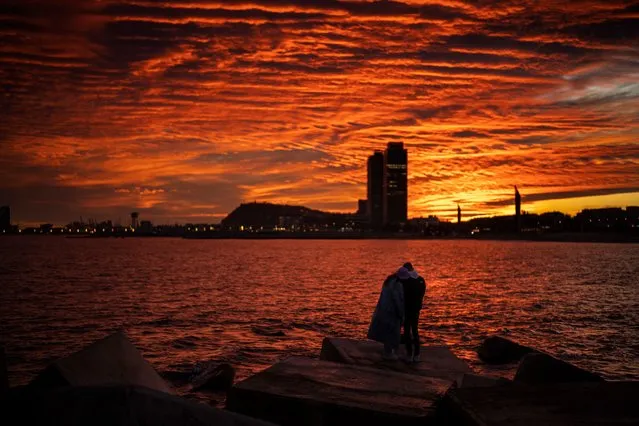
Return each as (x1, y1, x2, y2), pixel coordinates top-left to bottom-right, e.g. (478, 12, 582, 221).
(477, 336, 537, 364)
(1, 345, 8, 397)
(514, 352, 603, 384)
(320, 337, 472, 381)
(1, 385, 274, 426)
(227, 356, 452, 426)
(441, 381, 639, 425)
(455, 373, 509, 389)
(29, 331, 173, 394)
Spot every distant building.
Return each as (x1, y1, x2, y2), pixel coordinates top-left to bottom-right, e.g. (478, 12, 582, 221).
(457, 205, 461, 224)
(576, 207, 626, 232)
(538, 212, 568, 232)
(39, 224, 53, 233)
(627, 206, 639, 229)
(367, 151, 385, 228)
(409, 215, 442, 235)
(140, 220, 153, 233)
(278, 216, 302, 230)
(515, 186, 521, 233)
(131, 212, 139, 229)
(384, 142, 408, 226)
(0, 206, 9, 231)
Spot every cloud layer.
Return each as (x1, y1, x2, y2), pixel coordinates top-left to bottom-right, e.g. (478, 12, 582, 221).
(1, 0, 638, 224)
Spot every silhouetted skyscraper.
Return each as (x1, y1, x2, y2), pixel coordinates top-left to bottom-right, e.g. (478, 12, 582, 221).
(367, 151, 385, 228)
(131, 212, 139, 229)
(515, 186, 521, 233)
(384, 142, 408, 226)
(357, 199, 367, 216)
(0, 206, 10, 231)
(457, 204, 461, 224)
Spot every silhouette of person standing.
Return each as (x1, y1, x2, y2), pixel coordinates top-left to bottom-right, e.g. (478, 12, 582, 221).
(401, 262, 426, 362)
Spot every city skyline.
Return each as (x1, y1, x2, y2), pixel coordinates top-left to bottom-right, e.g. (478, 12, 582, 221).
(1, 1, 638, 225)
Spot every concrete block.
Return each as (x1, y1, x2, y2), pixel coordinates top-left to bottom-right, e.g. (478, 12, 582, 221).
(455, 373, 508, 389)
(514, 352, 603, 384)
(227, 356, 453, 426)
(441, 381, 639, 425)
(29, 331, 172, 394)
(1, 384, 275, 426)
(320, 337, 472, 381)
(477, 336, 537, 364)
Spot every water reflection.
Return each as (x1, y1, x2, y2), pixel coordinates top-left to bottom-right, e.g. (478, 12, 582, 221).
(1, 237, 637, 389)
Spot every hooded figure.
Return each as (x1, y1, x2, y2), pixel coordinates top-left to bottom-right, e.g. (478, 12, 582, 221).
(367, 267, 407, 359)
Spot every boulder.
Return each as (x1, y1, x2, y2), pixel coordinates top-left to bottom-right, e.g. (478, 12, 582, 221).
(1, 345, 8, 397)
(191, 363, 235, 392)
(455, 373, 509, 389)
(29, 331, 173, 394)
(320, 337, 472, 381)
(0, 385, 275, 426)
(227, 356, 453, 426)
(477, 336, 537, 364)
(440, 381, 639, 426)
(514, 352, 603, 384)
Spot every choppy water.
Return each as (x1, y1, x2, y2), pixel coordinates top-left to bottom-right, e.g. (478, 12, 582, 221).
(1, 237, 638, 398)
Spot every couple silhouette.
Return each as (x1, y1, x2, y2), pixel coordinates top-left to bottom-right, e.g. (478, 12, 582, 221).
(367, 262, 426, 362)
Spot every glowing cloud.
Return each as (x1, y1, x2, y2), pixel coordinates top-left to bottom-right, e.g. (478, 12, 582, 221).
(1, 0, 638, 224)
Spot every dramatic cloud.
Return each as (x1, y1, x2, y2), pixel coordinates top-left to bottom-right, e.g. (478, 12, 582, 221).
(1, 0, 638, 224)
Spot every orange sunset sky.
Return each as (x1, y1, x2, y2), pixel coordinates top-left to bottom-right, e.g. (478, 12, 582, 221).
(1, 0, 638, 225)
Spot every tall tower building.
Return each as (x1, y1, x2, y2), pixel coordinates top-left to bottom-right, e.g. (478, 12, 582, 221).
(457, 204, 461, 224)
(384, 142, 408, 226)
(367, 151, 385, 229)
(515, 186, 521, 233)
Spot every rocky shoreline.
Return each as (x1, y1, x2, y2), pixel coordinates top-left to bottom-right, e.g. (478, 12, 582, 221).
(1, 332, 637, 425)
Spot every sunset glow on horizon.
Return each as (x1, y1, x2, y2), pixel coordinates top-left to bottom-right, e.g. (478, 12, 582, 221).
(1, 0, 638, 225)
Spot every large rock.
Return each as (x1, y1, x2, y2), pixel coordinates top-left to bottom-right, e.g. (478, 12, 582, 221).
(455, 373, 509, 389)
(440, 381, 639, 425)
(29, 331, 173, 394)
(477, 336, 537, 364)
(191, 362, 236, 392)
(227, 356, 453, 426)
(320, 337, 472, 381)
(1, 385, 275, 426)
(514, 352, 603, 384)
(1, 345, 8, 397)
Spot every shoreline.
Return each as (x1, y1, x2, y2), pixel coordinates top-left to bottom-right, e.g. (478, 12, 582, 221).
(182, 232, 639, 243)
(2, 232, 638, 243)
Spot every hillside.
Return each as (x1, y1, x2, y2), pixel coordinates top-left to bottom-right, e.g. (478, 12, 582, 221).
(221, 202, 350, 228)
